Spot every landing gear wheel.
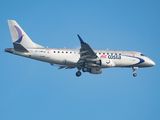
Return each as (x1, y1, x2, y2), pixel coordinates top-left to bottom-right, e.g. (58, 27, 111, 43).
(76, 71, 82, 77)
(82, 67, 87, 72)
(133, 73, 137, 77)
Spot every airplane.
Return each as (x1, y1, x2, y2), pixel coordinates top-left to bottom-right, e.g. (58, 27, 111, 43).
(5, 20, 155, 77)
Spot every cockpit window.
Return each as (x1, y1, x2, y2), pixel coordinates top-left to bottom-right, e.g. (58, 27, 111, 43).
(140, 54, 146, 56)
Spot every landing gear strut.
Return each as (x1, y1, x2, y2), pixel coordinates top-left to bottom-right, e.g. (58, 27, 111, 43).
(132, 67, 138, 77)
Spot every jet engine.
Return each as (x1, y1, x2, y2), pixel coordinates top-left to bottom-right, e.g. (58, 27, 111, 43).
(100, 59, 115, 67)
(91, 59, 115, 67)
(82, 68, 102, 74)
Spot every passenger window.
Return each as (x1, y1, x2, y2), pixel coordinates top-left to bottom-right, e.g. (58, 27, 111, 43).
(66, 51, 68, 53)
(115, 53, 117, 55)
(107, 53, 109, 55)
(54, 51, 56, 53)
(103, 53, 105, 55)
(119, 53, 121, 55)
(58, 51, 60, 53)
(70, 52, 72, 54)
(111, 53, 113, 55)
(99, 53, 101, 55)
(62, 51, 64, 53)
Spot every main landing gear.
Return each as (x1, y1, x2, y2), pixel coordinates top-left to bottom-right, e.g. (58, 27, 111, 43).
(76, 67, 82, 77)
(132, 67, 138, 77)
(76, 64, 88, 77)
(76, 71, 81, 77)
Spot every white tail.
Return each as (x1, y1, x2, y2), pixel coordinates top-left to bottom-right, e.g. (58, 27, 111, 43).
(8, 20, 44, 51)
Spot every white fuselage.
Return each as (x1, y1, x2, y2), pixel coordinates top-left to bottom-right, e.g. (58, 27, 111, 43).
(7, 48, 155, 68)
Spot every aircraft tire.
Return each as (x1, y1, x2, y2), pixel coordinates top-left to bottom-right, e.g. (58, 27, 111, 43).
(133, 73, 137, 77)
(82, 68, 87, 72)
(76, 71, 81, 77)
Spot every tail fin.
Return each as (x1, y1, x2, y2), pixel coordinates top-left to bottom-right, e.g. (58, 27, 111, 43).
(8, 20, 44, 52)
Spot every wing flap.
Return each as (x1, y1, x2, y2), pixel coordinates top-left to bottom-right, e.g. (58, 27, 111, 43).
(50, 63, 76, 69)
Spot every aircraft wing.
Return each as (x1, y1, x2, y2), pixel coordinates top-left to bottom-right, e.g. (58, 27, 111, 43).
(50, 63, 76, 69)
(77, 35, 99, 66)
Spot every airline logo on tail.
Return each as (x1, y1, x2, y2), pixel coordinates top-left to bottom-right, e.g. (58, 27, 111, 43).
(14, 26, 24, 43)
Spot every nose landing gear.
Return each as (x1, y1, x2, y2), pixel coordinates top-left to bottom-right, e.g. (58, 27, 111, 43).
(132, 67, 138, 77)
(133, 73, 137, 77)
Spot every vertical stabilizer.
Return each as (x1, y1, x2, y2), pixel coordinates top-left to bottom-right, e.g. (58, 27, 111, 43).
(8, 20, 44, 51)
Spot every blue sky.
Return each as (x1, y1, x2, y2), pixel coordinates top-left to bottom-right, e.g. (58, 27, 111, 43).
(1, 0, 160, 120)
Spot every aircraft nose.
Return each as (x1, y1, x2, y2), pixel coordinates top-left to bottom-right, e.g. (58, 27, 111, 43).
(149, 60, 155, 66)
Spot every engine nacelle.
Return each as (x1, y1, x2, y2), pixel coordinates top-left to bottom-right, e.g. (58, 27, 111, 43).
(100, 59, 115, 67)
(83, 68, 102, 74)
(90, 68, 102, 74)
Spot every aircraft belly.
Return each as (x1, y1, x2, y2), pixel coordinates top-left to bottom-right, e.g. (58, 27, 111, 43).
(50, 54, 79, 65)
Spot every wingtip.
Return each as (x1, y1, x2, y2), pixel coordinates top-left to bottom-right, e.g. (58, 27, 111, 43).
(77, 34, 85, 44)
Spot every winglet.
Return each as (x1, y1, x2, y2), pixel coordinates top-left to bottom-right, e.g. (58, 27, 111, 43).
(77, 34, 85, 44)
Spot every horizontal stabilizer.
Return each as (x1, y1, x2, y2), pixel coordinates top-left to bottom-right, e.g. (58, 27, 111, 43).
(13, 43, 28, 52)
